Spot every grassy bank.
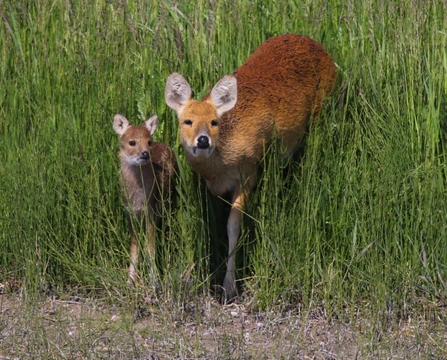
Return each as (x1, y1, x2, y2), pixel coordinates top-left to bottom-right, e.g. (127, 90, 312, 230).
(1, 0, 447, 357)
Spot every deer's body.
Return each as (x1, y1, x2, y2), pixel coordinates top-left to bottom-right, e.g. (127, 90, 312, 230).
(165, 34, 336, 299)
(113, 114, 176, 283)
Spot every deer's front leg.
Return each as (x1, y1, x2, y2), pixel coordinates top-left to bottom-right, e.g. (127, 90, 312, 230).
(223, 185, 248, 300)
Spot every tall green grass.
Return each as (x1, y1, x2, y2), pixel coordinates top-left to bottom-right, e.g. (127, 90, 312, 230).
(1, 0, 446, 326)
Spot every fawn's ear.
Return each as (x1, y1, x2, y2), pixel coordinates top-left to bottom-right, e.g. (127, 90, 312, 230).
(113, 114, 130, 135)
(165, 72, 192, 113)
(144, 114, 158, 135)
(209, 75, 237, 117)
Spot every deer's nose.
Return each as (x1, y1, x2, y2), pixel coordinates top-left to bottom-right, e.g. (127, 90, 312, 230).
(197, 135, 210, 149)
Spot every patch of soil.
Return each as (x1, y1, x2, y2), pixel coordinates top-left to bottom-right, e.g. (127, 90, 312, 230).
(1, 287, 446, 359)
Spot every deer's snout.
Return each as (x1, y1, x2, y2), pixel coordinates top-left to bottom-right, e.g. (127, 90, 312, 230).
(141, 151, 150, 160)
(197, 135, 210, 149)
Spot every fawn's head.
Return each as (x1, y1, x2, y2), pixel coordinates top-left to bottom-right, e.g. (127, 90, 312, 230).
(113, 114, 158, 166)
(165, 73, 237, 158)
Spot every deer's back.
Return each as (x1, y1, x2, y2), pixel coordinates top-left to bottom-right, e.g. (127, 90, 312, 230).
(217, 34, 336, 163)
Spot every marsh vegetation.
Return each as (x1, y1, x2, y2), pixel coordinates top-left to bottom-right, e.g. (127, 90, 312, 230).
(1, 0, 447, 357)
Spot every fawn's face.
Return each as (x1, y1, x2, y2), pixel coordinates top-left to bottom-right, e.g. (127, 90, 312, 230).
(113, 114, 158, 166)
(178, 100, 220, 158)
(119, 125, 153, 165)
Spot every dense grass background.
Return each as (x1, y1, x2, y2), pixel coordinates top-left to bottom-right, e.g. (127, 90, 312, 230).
(1, 0, 447, 328)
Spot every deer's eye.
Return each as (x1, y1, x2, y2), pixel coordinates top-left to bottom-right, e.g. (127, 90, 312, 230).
(148, 141, 152, 146)
(129, 140, 136, 146)
(211, 120, 218, 127)
(184, 120, 193, 126)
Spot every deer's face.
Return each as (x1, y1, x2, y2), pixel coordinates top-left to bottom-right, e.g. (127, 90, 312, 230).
(177, 100, 220, 158)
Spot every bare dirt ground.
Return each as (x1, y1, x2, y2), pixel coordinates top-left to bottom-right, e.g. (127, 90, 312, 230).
(1, 285, 446, 359)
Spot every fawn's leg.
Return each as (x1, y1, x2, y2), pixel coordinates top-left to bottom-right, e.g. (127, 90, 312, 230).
(128, 231, 138, 284)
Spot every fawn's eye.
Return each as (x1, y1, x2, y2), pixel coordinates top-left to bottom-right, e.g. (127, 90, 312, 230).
(184, 119, 193, 126)
(148, 140, 152, 146)
(129, 140, 136, 146)
(211, 120, 218, 127)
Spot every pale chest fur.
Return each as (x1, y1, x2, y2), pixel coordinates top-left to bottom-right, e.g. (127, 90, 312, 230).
(185, 150, 256, 196)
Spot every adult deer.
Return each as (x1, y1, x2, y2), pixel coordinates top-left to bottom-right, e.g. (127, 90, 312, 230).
(165, 34, 337, 299)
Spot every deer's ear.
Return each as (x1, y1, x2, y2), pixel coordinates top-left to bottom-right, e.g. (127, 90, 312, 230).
(165, 72, 192, 113)
(209, 75, 237, 117)
(145, 114, 158, 135)
(113, 114, 130, 135)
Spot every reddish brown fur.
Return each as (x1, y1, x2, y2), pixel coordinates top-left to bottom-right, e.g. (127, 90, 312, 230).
(165, 34, 336, 299)
(113, 114, 176, 283)
(218, 34, 336, 160)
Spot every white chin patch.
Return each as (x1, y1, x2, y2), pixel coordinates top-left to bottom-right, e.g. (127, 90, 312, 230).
(189, 147, 213, 157)
(125, 155, 149, 165)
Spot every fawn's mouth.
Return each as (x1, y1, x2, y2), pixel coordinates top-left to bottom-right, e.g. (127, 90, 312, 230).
(135, 157, 150, 164)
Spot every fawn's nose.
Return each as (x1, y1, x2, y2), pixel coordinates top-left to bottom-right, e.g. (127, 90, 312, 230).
(141, 151, 149, 159)
(197, 135, 210, 149)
